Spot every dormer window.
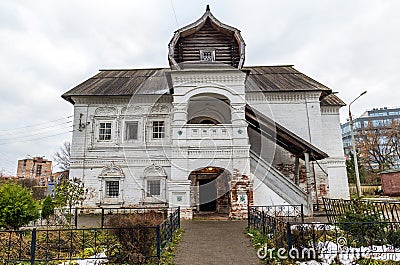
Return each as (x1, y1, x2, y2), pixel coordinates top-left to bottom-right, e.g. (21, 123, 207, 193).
(200, 50, 215, 61)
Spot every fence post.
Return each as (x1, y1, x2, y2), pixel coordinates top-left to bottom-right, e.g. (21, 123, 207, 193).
(261, 210, 266, 235)
(286, 222, 292, 255)
(30, 228, 37, 265)
(301, 204, 304, 223)
(101, 208, 105, 228)
(74, 208, 78, 228)
(178, 207, 181, 228)
(169, 212, 173, 240)
(156, 225, 161, 260)
(247, 205, 250, 228)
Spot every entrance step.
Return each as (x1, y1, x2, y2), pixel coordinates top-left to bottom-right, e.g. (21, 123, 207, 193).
(193, 212, 230, 221)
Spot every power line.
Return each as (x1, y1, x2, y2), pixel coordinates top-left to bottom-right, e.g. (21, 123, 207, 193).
(170, 0, 179, 27)
(0, 115, 73, 132)
(0, 121, 73, 136)
(0, 129, 76, 146)
(0, 125, 73, 141)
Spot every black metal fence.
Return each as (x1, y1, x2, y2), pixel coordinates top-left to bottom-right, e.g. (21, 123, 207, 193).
(323, 197, 400, 222)
(248, 205, 304, 224)
(0, 207, 180, 264)
(287, 221, 400, 262)
(248, 205, 400, 263)
(24, 206, 171, 229)
(248, 205, 304, 249)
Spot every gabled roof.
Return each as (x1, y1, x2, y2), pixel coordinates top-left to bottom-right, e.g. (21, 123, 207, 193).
(243, 66, 331, 92)
(62, 65, 341, 104)
(168, 5, 245, 69)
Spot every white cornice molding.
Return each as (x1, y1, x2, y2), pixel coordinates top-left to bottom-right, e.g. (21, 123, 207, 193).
(320, 106, 341, 114)
(246, 91, 322, 103)
(73, 95, 172, 105)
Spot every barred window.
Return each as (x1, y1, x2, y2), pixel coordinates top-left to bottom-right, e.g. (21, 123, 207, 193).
(125, 122, 138, 140)
(106, 181, 119, 198)
(147, 180, 161, 196)
(99, 122, 112, 141)
(200, 50, 215, 61)
(152, 121, 165, 139)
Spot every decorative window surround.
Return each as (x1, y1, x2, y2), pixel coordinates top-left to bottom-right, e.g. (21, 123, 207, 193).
(98, 163, 125, 205)
(142, 165, 167, 203)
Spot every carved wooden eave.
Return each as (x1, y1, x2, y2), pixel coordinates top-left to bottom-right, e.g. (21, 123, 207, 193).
(168, 5, 246, 70)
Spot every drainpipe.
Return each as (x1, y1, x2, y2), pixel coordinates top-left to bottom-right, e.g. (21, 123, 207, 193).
(304, 152, 313, 216)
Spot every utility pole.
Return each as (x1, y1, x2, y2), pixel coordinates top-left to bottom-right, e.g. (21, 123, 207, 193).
(348, 91, 367, 198)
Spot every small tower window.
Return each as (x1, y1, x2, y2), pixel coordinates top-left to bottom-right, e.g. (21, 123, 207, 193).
(200, 50, 215, 61)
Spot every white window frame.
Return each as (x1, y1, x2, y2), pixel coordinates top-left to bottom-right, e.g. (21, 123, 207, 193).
(145, 177, 166, 201)
(152, 121, 165, 139)
(97, 121, 113, 142)
(146, 179, 161, 197)
(124, 121, 139, 142)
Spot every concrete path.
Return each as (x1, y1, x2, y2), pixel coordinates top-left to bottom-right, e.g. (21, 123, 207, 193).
(174, 220, 260, 265)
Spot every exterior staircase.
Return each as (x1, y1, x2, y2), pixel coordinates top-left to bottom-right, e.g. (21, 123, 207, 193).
(249, 149, 308, 208)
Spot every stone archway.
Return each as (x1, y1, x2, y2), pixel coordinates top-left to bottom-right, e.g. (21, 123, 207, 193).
(188, 167, 232, 215)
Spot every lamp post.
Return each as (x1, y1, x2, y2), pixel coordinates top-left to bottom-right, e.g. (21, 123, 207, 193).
(348, 91, 367, 198)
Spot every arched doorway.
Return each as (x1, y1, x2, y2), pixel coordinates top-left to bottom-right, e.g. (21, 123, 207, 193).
(189, 167, 231, 215)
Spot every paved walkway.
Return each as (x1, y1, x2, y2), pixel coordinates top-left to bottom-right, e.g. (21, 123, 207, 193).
(174, 220, 260, 265)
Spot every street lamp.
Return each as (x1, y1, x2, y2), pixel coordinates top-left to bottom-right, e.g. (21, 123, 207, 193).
(348, 91, 367, 198)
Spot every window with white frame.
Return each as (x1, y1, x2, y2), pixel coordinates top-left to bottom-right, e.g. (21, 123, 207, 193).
(125, 122, 138, 140)
(147, 179, 161, 196)
(106, 181, 119, 198)
(152, 121, 165, 139)
(99, 122, 112, 141)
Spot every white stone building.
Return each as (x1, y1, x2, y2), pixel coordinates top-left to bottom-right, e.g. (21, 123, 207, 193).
(62, 7, 349, 218)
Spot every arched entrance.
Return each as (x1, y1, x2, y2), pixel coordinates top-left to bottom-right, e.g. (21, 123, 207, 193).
(189, 167, 231, 215)
(186, 93, 232, 125)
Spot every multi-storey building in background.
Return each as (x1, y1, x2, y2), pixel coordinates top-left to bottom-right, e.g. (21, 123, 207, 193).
(16, 156, 52, 186)
(341, 106, 400, 169)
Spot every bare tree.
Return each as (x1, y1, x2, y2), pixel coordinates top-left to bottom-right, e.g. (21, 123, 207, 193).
(53, 141, 71, 171)
(357, 120, 398, 172)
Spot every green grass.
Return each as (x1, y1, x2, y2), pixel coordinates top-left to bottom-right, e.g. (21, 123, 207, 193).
(159, 228, 185, 265)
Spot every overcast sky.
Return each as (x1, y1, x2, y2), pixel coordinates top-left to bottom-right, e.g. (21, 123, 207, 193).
(0, 0, 399, 175)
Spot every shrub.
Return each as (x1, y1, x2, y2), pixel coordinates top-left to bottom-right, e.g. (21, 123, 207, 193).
(337, 200, 387, 246)
(41, 196, 55, 220)
(0, 183, 40, 229)
(54, 178, 85, 210)
(105, 212, 164, 264)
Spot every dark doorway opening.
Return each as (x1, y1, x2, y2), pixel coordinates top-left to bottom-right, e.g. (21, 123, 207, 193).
(199, 178, 217, 211)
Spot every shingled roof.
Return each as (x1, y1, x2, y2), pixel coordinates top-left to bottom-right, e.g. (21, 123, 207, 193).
(62, 65, 343, 105)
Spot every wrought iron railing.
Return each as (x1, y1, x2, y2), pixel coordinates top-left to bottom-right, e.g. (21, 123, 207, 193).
(0, 207, 180, 264)
(23, 206, 171, 229)
(248, 205, 304, 249)
(248, 205, 304, 223)
(287, 221, 400, 262)
(323, 197, 400, 222)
